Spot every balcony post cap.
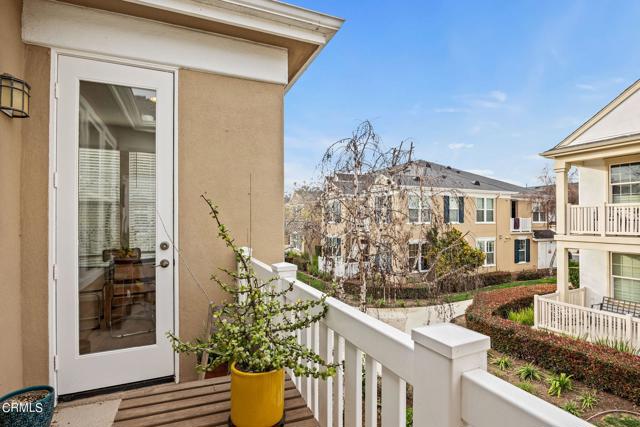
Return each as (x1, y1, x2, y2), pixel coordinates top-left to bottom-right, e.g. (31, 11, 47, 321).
(272, 262, 297, 273)
(412, 323, 490, 359)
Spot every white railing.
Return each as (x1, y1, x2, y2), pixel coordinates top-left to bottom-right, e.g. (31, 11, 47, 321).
(248, 252, 591, 427)
(510, 217, 532, 232)
(535, 291, 640, 347)
(568, 205, 600, 234)
(607, 203, 640, 235)
(568, 203, 640, 236)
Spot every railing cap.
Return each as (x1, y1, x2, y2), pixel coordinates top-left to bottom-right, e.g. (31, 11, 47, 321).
(272, 262, 297, 273)
(412, 323, 490, 359)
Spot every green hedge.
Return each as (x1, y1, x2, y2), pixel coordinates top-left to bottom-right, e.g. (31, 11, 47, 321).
(465, 284, 640, 404)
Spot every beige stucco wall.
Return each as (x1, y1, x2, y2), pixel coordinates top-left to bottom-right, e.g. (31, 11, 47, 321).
(20, 45, 51, 388)
(324, 192, 543, 275)
(178, 70, 285, 381)
(0, 0, 25, 395)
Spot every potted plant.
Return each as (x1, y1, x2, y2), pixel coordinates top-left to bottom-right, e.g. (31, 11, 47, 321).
(169, 196, 337, 427)
(0, 385, 55, 427)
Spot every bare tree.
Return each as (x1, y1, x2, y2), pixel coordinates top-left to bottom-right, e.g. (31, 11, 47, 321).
(317, 121, 484, 311)
(525, 165, 578, 226)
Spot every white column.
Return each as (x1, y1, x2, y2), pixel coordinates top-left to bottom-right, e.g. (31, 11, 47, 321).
(555, 163, 569, 235)
(411, 323, 490, 427)
(557, 242, 569, 302)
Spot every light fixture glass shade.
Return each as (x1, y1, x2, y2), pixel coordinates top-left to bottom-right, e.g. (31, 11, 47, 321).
(0, 74, 30, 118)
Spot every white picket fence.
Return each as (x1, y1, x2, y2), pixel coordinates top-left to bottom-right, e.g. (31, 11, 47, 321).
(535, 289, 640, 347)
(568, 203, 640, 236)
(247, 251, 591, 427)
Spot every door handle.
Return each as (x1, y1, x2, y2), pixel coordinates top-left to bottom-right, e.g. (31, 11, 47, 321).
(159, 259, 170, 268)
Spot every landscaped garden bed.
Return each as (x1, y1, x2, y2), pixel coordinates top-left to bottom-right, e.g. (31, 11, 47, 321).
(486, 348, 640, 424)
(465, 284, 640, 406)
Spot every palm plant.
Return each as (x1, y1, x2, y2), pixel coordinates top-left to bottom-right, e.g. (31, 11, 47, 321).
(517, 363, 542, 381)
(548, 373, 573, 398)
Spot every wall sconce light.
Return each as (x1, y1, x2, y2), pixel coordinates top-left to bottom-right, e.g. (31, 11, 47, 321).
(0, 73, 31, 118)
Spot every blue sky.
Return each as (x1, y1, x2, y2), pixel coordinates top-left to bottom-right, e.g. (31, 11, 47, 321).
(284, 0, 640, 191)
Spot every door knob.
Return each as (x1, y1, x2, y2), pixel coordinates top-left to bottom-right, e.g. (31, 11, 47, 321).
(159, 259, 170, 268)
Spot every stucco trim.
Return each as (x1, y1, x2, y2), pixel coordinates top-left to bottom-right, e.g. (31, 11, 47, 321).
(23, 0, 289, 85)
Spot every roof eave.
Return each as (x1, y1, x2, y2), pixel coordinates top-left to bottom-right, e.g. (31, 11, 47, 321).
(122, 0, 344, 90)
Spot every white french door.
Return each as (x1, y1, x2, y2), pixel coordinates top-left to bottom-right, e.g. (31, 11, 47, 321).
(55, 56, 175, 395)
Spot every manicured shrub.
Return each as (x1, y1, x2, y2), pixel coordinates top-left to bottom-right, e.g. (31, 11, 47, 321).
(480, 271, 513, 287)
(515, 269, 548, 281)
(465, 284, 640, 404)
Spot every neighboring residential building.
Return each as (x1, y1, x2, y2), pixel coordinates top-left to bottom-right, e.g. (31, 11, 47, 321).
(0, 0, 342, 396)
(319, 160, 555, 278)
(536, 80, 640, 346)
(285, 186, 322, 255)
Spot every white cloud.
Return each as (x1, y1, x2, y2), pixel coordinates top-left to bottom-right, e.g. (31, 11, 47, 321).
(448, 143, 474, 150)
(576, 77, 627, 92)
(489, 90, 507, 103)
(575, 83, 595, 91)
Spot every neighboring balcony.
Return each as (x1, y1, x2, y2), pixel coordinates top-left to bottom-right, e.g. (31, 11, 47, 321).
(568, 203, 640, 236)
(510, 217, 532, 233)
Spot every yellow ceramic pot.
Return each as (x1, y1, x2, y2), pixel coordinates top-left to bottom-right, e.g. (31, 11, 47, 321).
(230, 362, 284, 427)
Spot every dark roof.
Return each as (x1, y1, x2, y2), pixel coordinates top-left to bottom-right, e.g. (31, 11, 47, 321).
(330, 160, 528, 194)
(533, 229, 556, 240)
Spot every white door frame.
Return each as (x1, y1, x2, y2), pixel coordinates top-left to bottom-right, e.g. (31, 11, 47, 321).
(48, 49, 181, 397)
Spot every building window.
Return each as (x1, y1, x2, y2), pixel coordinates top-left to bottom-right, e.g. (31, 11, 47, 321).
(612, 253, 640, 303)
(449, 196, 460, 223)
(514, 239, 530, 264)
(408, 194, 431, 224)
(327, 200, 341, 223)
(476, 238, 496, 266)
(409, 243, 419, 272)
(476, 197, 495, 223)
(290, 232, 302, 251)
(375, 195, 392, 224)
(408, 241, 430, 272)
(325, 236, 342, 258)
(532, 202, 546, 223)
(375, 244, 392, 273)
(611, 162, 640, 203)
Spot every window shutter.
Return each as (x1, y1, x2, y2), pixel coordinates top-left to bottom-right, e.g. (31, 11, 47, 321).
(525, 239, 531, 262)
(444, 196, 450, 223)
(514, 241, 519, 263)
(458, 196, 465, 223)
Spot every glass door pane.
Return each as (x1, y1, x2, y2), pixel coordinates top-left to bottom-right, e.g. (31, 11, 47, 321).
(78, 81, 157, 355)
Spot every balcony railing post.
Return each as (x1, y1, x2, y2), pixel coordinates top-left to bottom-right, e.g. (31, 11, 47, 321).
(411, 324, 490, 427)
(271, 261, 298, 285)
(600, 203, 607, 236)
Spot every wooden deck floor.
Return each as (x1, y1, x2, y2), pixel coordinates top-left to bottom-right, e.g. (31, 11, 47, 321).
(113, 375, 319, 426)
